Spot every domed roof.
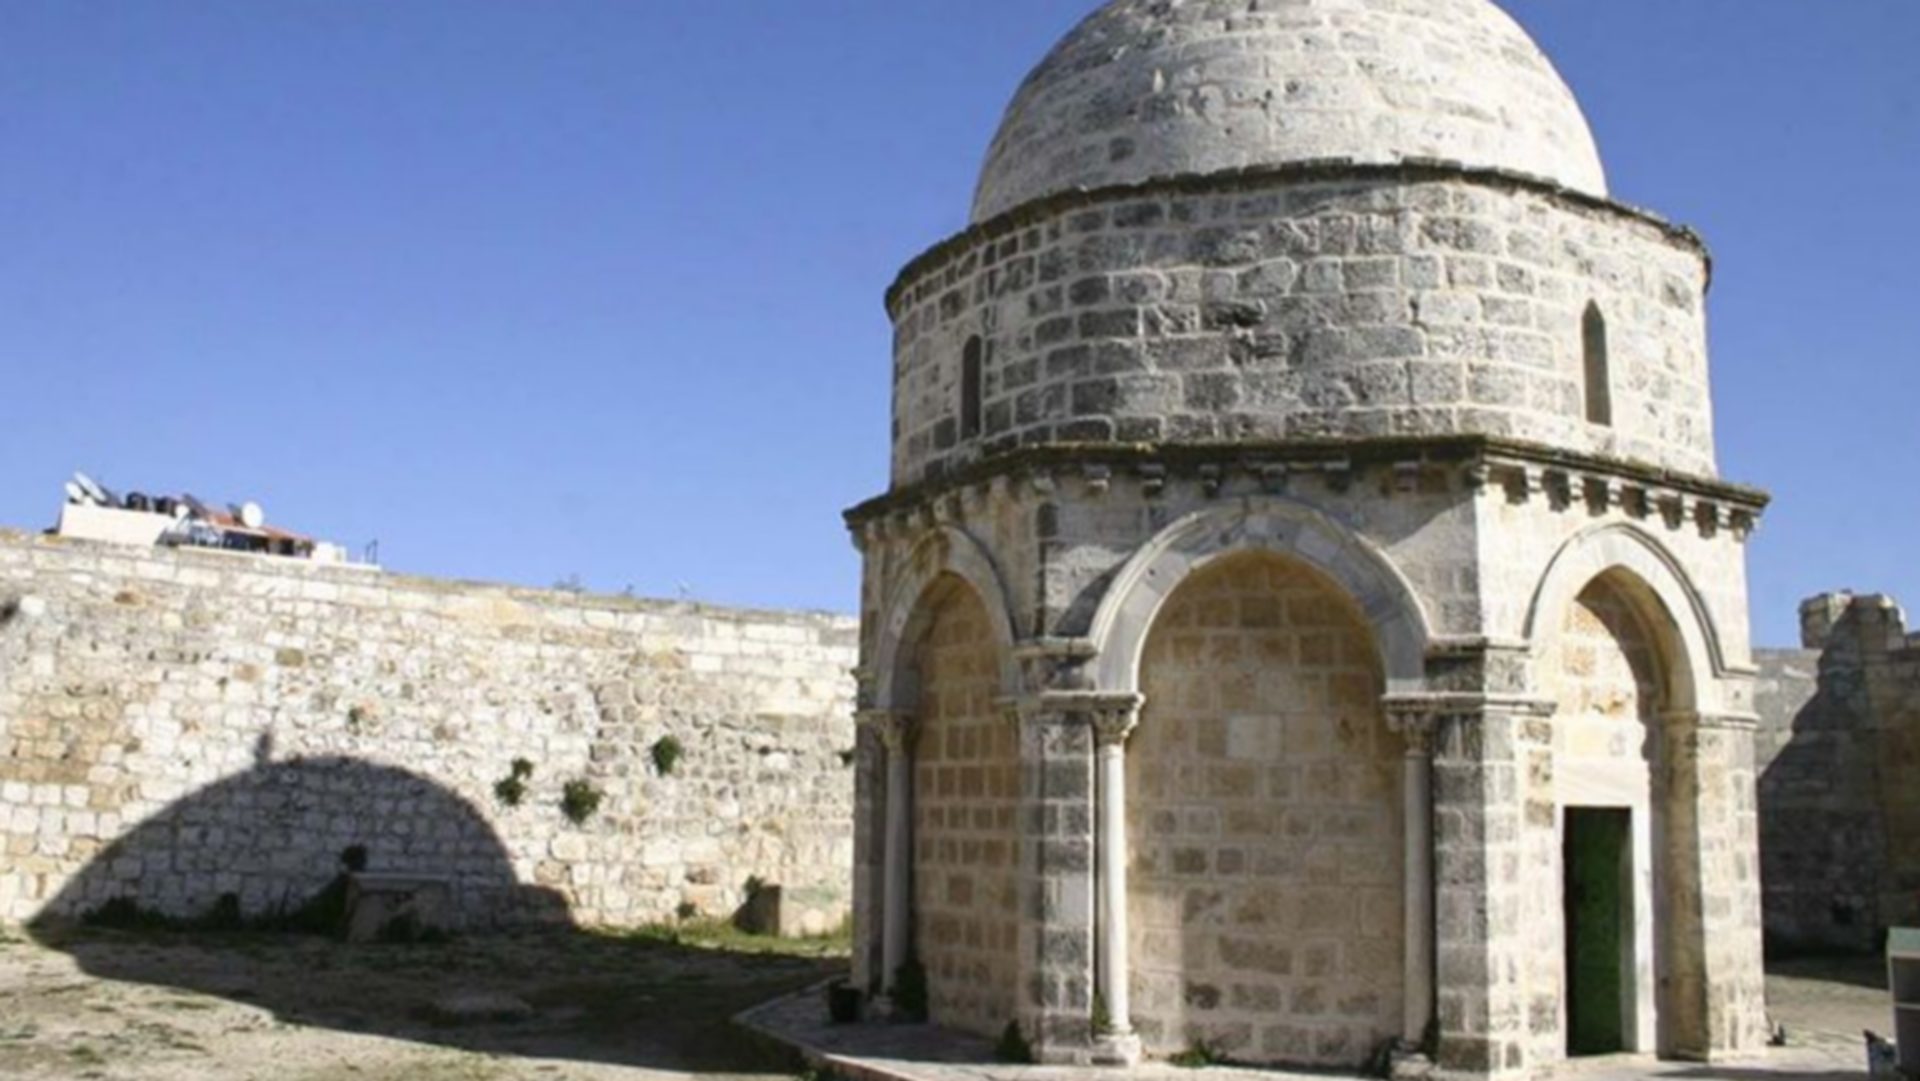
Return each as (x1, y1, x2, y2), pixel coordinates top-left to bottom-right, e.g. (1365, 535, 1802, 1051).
(972, 0, 1607, 223)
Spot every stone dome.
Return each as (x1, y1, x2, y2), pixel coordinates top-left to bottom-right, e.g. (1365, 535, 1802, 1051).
(972, 0, 1608, 223)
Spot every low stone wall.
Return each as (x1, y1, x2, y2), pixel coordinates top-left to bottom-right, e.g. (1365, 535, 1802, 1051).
(0, 530, 858, 932)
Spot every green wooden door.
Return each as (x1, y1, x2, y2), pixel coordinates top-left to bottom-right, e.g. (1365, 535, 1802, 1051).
(1564, 808, 1630, 1056)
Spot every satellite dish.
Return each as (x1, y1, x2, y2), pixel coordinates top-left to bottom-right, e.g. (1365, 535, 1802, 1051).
(239, 502, 266, 529)
(72, 472, 108, 504)
(63, 481, 86, 504)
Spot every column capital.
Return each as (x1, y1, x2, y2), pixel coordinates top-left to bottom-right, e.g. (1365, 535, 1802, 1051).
(857, 708, 917, 751)
(1383, 705, 1441, 755)
(1088, 693, 1145, 748)
(1038, 691, 1145, 745)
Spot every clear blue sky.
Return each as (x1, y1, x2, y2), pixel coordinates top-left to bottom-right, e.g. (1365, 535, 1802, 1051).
(1, 2, 1914, 646)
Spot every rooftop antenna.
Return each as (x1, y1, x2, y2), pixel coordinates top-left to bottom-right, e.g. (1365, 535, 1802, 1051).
(72, 472, 108, 505)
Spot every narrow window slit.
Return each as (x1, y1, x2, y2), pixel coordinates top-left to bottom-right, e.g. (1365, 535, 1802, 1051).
(1583, 303, 1612, 427)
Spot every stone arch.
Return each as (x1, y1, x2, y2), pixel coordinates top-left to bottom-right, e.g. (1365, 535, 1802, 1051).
(870, 526, 1022, 712)
(1127, 549, 1403, 1065)
(1523, 523, 1722, 714)
(1088, 499, 1432, 698)
(1526, 533, 1721, 1061)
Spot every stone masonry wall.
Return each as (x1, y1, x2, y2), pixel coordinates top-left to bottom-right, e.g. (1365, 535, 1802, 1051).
(889, 172, 1714, 489)
(0, 530, 858, 931)
(1130, 553, 1400, 1067)
(911, 580, 1022, 1038)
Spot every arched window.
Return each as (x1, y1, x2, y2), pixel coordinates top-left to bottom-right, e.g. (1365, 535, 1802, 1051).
(960, 335, 984, 439)
(1583, 302, 1612, 427)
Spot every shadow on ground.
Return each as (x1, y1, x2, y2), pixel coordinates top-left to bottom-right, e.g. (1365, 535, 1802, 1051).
(20, 756, 842, 1078)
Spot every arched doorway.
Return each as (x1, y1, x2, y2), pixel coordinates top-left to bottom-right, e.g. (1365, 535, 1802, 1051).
(906, 575, 1020, 1039)
(1128, 552, 1402, 1066)
(1537, 570, 1693, 1060)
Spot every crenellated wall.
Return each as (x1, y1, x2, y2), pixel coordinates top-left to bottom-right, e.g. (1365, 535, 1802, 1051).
(1755, 593, 1920, 953)
(0, 530, 858, 932)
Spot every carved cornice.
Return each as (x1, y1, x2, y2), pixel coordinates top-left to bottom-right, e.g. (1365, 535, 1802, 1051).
(843, 437, 1769, 535)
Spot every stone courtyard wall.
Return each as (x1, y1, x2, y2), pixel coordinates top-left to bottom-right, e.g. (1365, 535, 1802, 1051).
(1755, 593, 1920, 953)
(0, 529, 858, 931)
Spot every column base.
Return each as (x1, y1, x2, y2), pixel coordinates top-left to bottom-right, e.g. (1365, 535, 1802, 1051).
(1090, 1029, 1144, 1066)
(871, 995, 925, 1024)
(1390, 1047, 1435, 1081)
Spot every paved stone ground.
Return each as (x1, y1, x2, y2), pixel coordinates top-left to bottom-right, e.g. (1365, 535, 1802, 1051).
(740, 956, 1892, 1081)
(0, 922, 1891, 1081)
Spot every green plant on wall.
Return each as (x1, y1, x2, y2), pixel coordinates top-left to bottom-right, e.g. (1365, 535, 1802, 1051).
(650, 735, 684, 776)
(890, 959, 928, 1022)
(493, 758, 535, 807)
(994, 1021, 1034, 1064)
(560, 779, 603, 825)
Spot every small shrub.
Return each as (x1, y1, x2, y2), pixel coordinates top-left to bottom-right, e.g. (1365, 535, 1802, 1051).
(83, 896, 178, 931)
(201, 892, 244, 931)
(376, 912, 449, 945)
(1169, 1041, 1222, 1068)
(675, 900, 700, 921)
(837, 748, 857, 768)
(1091, 992, 1111, 1034)
(339, 845, 369, 873)
(561, 779, 604, 824)
(994, 1021, 1034, 1064)
(650, 735, 684, 776)
(743, 875, 767, 899)
(493, 759, 535, 807)
(890, 959, 928, 1022)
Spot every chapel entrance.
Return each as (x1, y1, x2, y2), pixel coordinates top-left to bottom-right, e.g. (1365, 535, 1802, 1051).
(1564, 807, 1632, 1057)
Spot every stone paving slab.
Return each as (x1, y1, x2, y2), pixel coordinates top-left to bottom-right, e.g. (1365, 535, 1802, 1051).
(736, 982, 1870, 1081)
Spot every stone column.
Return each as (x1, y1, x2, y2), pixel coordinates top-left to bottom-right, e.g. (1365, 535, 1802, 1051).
(1012, 690, 1099, 1064)
(1428, 701, 1538, 1078)
(1386, 705, 1440, 1050)
(869, 710, 918, 1000)
(1663, 709, 1769, 1058)
(850, 712, 887, 994)
(1090, 694, 1144, 1066)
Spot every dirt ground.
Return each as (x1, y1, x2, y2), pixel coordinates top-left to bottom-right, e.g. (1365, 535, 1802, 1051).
(0, 923, 1899, 1081)
(0, 921, 839, 1081)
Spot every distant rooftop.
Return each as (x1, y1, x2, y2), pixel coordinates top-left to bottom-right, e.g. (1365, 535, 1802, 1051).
(52, 471, 368, 567)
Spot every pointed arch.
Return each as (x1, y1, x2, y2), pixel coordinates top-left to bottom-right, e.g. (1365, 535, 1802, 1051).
(1524, 523, 1726, 715)
(1086, 498, 1433, 696)
(869, 526, 1022, 711)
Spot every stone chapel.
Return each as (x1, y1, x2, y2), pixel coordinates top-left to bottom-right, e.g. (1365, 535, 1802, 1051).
(846, 0, 1772, 1075)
